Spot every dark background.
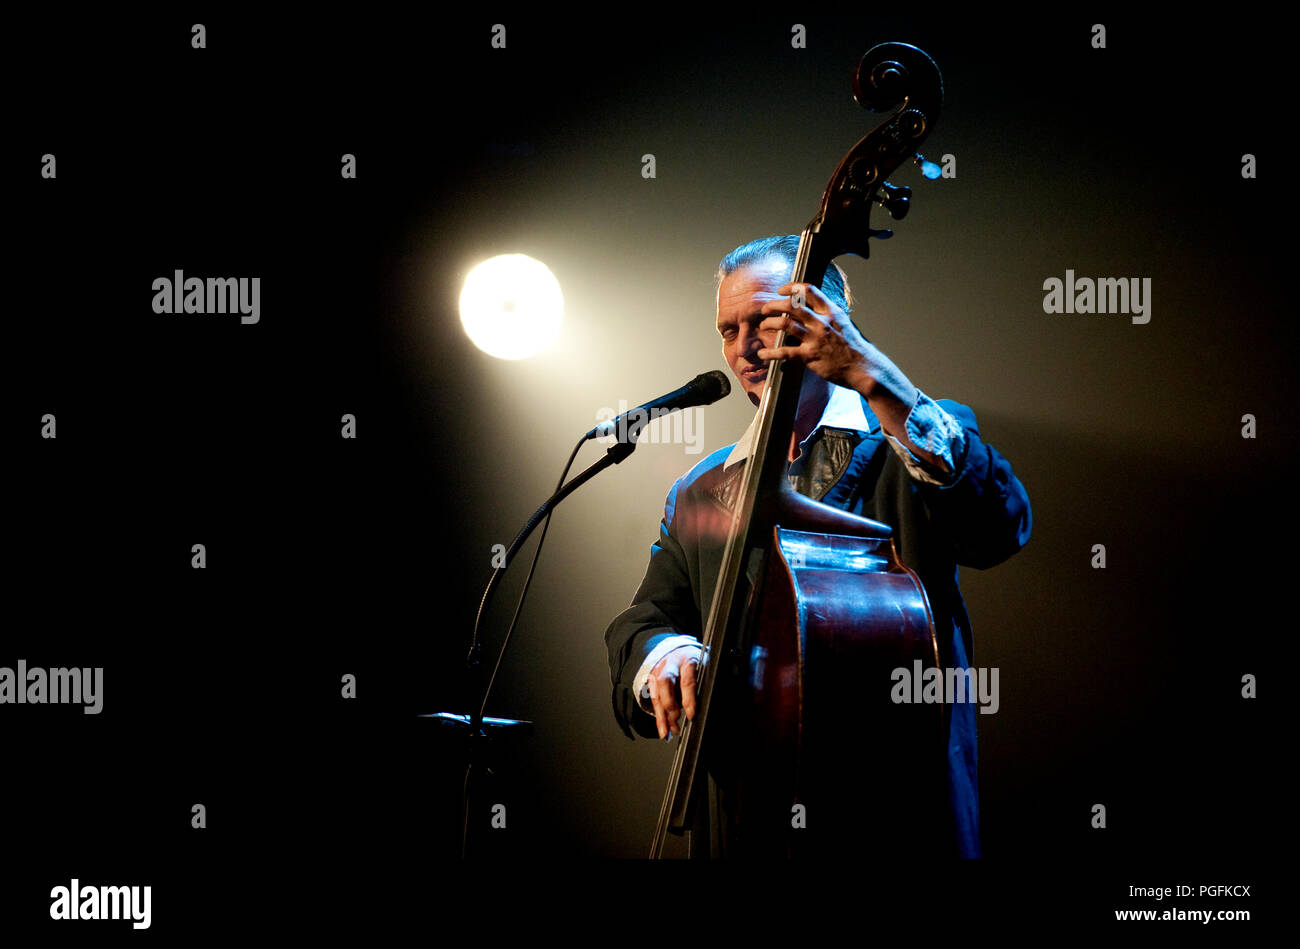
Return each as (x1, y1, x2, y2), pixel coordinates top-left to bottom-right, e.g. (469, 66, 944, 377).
(7, 8, 1287, 935)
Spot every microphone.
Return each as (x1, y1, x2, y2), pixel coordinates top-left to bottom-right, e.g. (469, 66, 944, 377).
(586, 370, 731, 441)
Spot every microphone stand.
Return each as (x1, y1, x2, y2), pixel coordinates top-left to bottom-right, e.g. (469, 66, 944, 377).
(422, 431, 642, 859)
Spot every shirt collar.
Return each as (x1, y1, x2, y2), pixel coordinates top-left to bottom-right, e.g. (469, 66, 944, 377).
(723, 383, 875, 471)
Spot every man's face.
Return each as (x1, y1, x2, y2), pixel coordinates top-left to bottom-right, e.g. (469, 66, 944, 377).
(716, 257, 792, 406)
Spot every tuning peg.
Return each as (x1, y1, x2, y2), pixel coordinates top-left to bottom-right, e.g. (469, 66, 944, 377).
(913, 153, 942, 180)
(875, 181, 911, 220)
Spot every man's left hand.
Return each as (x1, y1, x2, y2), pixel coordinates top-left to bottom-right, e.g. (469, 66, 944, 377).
(757, 281, 899, 400)
(758, 282, 964, 477)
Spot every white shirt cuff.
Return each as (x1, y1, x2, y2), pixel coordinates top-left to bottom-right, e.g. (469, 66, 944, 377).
(632, 635, 702, 713)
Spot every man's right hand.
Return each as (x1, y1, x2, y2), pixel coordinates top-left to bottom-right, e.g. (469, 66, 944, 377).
(649, 643, 701, 739)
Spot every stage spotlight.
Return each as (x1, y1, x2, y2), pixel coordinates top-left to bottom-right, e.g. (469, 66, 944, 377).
(458, 254, 564, 360)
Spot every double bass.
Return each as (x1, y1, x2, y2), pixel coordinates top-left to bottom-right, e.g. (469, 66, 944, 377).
(650, 42, 948, 859)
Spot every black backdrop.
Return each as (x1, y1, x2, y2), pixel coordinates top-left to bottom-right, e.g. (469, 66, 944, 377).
(8, 8, 1287, 937)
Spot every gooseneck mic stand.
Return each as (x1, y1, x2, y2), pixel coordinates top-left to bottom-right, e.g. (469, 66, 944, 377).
(423, 432, 640, 860)
(425, 369, 731, 858)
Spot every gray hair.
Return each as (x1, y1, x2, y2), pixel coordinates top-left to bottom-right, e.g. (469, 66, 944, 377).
(715, 234, 854, 313)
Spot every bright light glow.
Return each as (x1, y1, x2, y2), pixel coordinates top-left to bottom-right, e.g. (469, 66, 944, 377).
(458, 254, 564, 360)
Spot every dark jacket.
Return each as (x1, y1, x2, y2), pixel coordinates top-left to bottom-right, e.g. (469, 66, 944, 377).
(603, 394, 1031, 857)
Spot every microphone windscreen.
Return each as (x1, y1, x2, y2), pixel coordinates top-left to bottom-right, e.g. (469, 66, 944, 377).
(697, 369, 731, 402)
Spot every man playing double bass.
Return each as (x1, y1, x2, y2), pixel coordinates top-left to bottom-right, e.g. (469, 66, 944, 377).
(604, 234, 1031, 858)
